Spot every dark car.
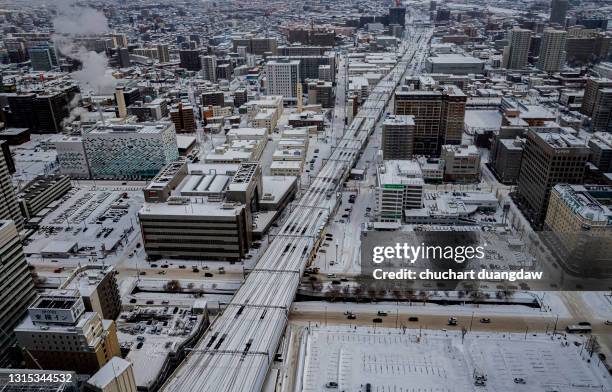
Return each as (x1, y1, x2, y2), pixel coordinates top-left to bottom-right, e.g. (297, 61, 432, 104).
(373, 318, 383, 323)
(408, 316, 419, 322)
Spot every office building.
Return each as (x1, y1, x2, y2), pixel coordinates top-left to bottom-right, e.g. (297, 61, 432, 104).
(118, 47, 130, 68)
(56, 136, 91, 179)
(0, 141, 14, 175)
(493, 137, 524, 184)
(375, 160, 424, 221)
(179, 49, 201, 71)
(382, 115, 415, 160)
(389, 7, 407, 26)
(517, 128, 589, 226)
(267, 54, 335, 83)
(537, 29, 567, 72)
(17, 175, 72, 220)
(307, 80, 334, 108)
(28, 45, 54, 71)
(0, 220, 37, 365)
(425, 54, 485, 75)
(2, 85, 78, 133)
(14, 293, 121, 374)
(0, 151, 22, 230)
(588, 132, 612, 172)
(83, 122, 179, 180)
(544, 184, 612, 276)
(157, 44, 170, 63)
(590, 88, 612, 132)
(140, 163, 262, 261)
(201, 91, 224, 107)
(550, 0, 569, 25)
(60, 265, 121, 321)
(394, 85, 466, 156)
(581, 78, 612, 117)
(441, 144, 481, 182)
(127, 98, 168, 122)
(266, 60, 301, 103)
(504, 28, 532, 70)
(169, 103, 196, 133)
(201, 55, 217, 82)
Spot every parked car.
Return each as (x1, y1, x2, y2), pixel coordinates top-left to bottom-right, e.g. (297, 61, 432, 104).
(479, 318, 491, 324)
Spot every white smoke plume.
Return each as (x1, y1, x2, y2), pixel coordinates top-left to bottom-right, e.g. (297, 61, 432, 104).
(53, 0, 110, 36)
(52, 0, 117, 94)
(61, 94, 89, 128)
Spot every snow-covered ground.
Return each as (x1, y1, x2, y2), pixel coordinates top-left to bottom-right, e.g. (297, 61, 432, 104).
(302, 326, 612, 392)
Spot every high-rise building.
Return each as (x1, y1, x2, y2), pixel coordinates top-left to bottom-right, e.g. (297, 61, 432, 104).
(537, 29, 567, 72)
(28, 45, 55, 71)
(83, 122, 179, 180)
(266, 59, 301, 103)
(14, 293, 121, 374)
(590, 88, 612, 132)
(0, 220, 36, 365)
(389, 7, 407, 26)
(179, 49, 201, 71)
(516, 128, 589, 226)
(550, 0, 569, 25)
(382, 115, 416, 160)
(200, 55, 217, 82)
(394, 85, 466, 156)
(588, 132, 612, 172)
(581, 78, 612, 116)
(504, 28, 532, 70)
(118, 47, 130, 68)
(0, 151, 22, 230)
(156, 44, 170, 63)
(170, 103, 196, 133)
(266, 54, 335, 83)
(544, 184, 612, 276)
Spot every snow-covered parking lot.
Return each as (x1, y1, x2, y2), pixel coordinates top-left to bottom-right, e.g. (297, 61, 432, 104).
(302, 326, 611, 392)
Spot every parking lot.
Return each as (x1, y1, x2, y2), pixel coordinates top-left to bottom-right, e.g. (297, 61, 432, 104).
(302, 326, 611, 392)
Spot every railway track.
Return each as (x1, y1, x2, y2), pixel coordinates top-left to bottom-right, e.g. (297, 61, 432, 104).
(161, 27, 433, 392)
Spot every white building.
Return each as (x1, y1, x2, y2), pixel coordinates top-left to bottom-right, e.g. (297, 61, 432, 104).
(83, 122, 179, 180)
(55, 136, 91, 178)
(375, 160, 424, 222)
(266, 59, 301, 103)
